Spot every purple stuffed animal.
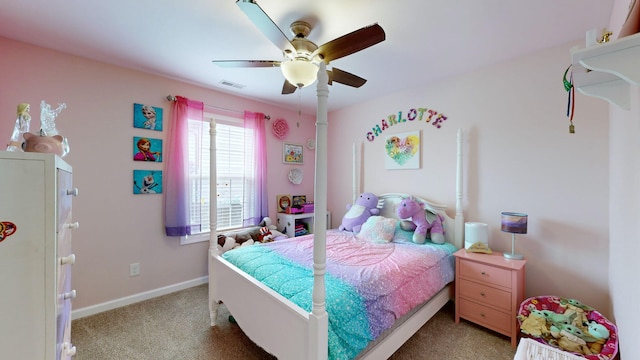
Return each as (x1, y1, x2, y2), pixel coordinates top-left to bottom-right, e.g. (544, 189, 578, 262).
(339, 192, 380, 233)
(396, 196, 445, 244)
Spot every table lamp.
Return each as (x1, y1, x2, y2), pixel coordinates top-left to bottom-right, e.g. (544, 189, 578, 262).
(500, 212, 527, 260)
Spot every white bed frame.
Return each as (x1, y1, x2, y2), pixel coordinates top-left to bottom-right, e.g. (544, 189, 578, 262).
(208, 63, 465, 360)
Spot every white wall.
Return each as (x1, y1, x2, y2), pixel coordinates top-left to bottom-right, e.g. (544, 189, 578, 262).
(607, 0, 639, 357)
(0, 36, 316, 310)
(328, 42, 613, 317)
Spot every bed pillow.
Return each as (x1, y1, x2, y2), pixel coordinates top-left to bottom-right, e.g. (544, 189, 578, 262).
(357, 216, 397, 243)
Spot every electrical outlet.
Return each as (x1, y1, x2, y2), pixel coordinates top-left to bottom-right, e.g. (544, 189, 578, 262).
(129, 262, 140, 277)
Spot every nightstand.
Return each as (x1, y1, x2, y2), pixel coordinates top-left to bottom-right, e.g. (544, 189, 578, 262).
(276, 212, 331, 238)
(454, 249, 526, 347)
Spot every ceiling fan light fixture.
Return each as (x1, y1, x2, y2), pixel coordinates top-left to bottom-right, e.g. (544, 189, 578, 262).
(281, 59, 318, 88)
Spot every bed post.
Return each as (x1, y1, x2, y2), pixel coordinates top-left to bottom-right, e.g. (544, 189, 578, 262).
(208, 119, 219, 326)
(454, 128, 464, 248)
(309, 62, 329, 360)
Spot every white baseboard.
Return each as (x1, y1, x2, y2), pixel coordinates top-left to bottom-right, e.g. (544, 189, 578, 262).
(71, 276, 208, 320)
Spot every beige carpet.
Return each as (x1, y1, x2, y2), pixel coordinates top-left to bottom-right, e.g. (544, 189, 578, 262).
(71, 284, 517, 360)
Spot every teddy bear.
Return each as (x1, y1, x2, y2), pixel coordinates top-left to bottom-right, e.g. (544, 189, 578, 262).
(338, 192, 381, 234)
(396, 196, 445, 244)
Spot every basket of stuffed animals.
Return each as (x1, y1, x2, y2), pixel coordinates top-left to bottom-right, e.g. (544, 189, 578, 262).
(517, 296, 618, 359)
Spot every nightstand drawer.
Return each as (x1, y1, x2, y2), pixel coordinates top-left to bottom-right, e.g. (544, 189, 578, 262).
(458, 298, 511, 334)
(458, 279, 512, 311)
(459, 260, 511, 288)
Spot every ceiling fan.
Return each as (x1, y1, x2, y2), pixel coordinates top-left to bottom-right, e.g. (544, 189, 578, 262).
(212, 0, 386, 94)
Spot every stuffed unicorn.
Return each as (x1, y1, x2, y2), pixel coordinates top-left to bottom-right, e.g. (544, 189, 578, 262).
(396, 196, 445, 244)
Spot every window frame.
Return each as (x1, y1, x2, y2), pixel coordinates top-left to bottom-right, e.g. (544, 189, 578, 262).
(180, 113, 250, 245)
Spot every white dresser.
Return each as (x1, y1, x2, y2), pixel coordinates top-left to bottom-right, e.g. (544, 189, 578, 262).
(0, 151, 78, 359)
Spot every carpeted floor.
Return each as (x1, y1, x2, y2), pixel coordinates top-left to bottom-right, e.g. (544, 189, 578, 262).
(71, 284, 517, 360)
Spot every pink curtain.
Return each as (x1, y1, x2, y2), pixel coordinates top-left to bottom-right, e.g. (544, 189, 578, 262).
(243, 111, 269, 226)
(164, 96, 204, 236)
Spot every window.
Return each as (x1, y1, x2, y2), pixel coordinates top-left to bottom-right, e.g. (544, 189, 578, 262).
(180, 114, 254, 245)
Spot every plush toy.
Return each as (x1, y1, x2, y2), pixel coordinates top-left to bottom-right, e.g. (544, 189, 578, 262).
(559, 298, 592, 327)
(216, 233, 254, 253)
(260, 217, 286, 239)
(396, 196, 445, 244)
(338, 192, 381, 234)
(549, 324, 596, 355)
(258, 226, 274, 242)
(518, 309, 549, 338)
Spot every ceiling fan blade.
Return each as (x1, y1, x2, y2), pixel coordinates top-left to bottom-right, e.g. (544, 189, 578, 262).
(236, 0, 296, 54)
(282, 80, 298, 94)
(330, 67, 367, 88)
(212, 60, 281, 68)
(313, 23, 385, 63)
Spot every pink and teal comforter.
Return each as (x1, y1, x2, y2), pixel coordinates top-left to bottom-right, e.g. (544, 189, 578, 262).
(222, 230, 456, 360)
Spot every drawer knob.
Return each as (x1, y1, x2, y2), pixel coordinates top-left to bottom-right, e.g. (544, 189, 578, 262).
(60, 254, 76, 265)
(67, 222, 80, 230)
(480, 312, 486, 318)
(63, 290, 77, 300)
(481, 271, 487, 276)
(480, 291, 486, 297)
(67, 188, 79, 196)
(63, 342, 77, 356)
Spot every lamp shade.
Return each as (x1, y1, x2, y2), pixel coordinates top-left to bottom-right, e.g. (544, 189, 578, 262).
(464, 222, 488, 249)
(280, 59, 318, 88)
(501, 212, 527, 234)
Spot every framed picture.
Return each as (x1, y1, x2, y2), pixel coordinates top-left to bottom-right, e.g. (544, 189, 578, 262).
(276, 194, 292, 212)
(384, 130, 421, 170)
(133, 170, 163, 194)
(283, 143, 303, 164)
(133, 103, 163, 131)
(292, 195, 306, 206)
(133, 136, 163, 162)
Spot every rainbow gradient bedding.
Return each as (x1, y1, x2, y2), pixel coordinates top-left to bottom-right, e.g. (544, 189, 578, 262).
(222, 229, 457, 360)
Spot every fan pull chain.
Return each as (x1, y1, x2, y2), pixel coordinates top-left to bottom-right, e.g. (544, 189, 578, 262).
(563, 65, 575, 134)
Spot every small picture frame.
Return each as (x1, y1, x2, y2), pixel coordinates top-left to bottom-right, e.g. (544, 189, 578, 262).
(133, 170, 163, 194)
(133, 136, 163, 162)
(276, 194, 292, 213)
(292, 195, 306, 207)
(133, 103, 163, 131)
(283, 143, 303, 164)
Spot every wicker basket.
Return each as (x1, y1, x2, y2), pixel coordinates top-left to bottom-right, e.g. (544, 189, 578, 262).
(517, 296, 618, 360)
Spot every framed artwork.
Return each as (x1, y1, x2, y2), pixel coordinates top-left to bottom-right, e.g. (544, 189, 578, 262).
(384, 130, 421, 170)
(292, 195, 307, 207)
(133, 170, 163, 194)
(133, 103, 163, 131)
(133, 136, 163, 162)
(276, 194, 292, 212)
(283, 143, 303, 164)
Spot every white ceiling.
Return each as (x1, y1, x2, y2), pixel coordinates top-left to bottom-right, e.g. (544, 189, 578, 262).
(0, 0, 613, 115)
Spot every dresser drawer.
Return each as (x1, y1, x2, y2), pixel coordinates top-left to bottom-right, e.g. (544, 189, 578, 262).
(458, 298, 511, 334)
(459, 260, 511, 288)
(458, 278, 512, 311)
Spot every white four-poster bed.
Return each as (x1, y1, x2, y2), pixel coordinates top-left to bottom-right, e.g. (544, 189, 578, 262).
(208, 63, 465, 359)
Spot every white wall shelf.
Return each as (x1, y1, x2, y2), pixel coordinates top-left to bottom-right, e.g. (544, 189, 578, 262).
(570, 32, 640, 110)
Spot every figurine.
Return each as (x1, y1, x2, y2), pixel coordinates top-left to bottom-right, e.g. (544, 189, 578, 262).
(6, 103, 31, 151)
(39, 100, 69, 156)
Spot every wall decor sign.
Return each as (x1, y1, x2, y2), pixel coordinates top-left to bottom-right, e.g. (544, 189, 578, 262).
(283, 143, 303, 164)
(133, 170, 163, 194)
(365, 107, 447, 142)
(133, 103, 163, 131)
(384, 130, 421, 170)
(133, 136, 163, 162)
(0, 221, 17, 243)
